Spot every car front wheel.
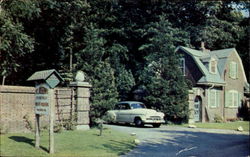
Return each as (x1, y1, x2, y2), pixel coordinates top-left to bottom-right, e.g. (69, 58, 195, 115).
(134, 118, 144, 127)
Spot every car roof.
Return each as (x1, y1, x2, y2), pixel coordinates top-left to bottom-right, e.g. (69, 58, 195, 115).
(116, 101, 144, 105)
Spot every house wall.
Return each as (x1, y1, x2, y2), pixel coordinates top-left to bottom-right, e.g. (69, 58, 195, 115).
(182, 48, 247, 123)
(204, 87, 224, 122)
(188, 90, 195, 123)
(223, 51, 245, 120)
(189, 86, 227, 123)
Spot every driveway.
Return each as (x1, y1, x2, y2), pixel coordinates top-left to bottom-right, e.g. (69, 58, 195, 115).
(105, 124, 250, 157)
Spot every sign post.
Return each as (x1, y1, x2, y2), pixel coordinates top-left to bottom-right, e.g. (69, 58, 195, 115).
(34, 83, 50, 150)
(35, 114, 40, 148)
(49, 88, 55, 154)
(28, 69, 63, 154)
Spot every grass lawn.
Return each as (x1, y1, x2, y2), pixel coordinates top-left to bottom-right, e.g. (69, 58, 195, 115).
(183, 121, 249, 132)
(0, 128, 135, 157)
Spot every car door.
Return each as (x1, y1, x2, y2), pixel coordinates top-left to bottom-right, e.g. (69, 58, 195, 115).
(116, 103, 131, 122)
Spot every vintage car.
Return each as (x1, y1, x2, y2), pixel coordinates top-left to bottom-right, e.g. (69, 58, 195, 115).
(106, 101, 165, 127)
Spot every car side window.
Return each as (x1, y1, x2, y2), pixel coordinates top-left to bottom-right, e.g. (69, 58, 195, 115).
(131, 103, 146, 109)
(120, 103, 130, 110)
(124, 104, 130, 110)
(114, 104, 120, 110)
(114, 103, 130, 110)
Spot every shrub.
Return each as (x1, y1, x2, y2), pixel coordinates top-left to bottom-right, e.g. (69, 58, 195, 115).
(63, 120, 76, 131)
(214, 114, 224, 123)
(23, 114, 34, 131)
(54, 124, 63, 133)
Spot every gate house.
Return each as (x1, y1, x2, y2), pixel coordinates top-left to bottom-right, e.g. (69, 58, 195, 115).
(176, 46, 249, 123)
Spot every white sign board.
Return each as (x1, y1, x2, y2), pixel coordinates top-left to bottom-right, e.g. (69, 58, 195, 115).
(35, 83, 50, 115)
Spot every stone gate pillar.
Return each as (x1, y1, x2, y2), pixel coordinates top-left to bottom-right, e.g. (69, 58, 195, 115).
(188, 89, 195, 124)
(70, 71, 92, 130)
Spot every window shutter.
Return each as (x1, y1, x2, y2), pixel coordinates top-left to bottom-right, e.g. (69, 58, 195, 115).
(233, 92, 238, 107)
(238, 92, 242, 107)
(230, 62, 237, 79)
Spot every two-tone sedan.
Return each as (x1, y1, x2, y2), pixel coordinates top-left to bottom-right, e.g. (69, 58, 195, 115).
(106, 101, 165, 127)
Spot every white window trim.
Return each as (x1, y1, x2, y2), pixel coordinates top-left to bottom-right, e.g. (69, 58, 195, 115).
(180, 58, 185, 76)
(208, 89, 220, 108)
(229, 61, 238, 79)
(227, 90, 239, 108)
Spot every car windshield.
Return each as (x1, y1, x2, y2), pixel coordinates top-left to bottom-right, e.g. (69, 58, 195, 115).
(130, 103, 146, 109)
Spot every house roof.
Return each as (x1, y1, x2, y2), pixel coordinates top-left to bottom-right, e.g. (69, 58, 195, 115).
(176, 46, 237, 86)
(176, 46, 249, 88)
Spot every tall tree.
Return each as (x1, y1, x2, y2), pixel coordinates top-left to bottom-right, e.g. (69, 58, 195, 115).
(75, 25, 118, 124)
(0, 0, 38, 84)
(139, 15, 190, 122)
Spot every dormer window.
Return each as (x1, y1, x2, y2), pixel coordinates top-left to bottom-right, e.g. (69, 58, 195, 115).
(179, 58, 185, 76)
(209, 58, 217, 74)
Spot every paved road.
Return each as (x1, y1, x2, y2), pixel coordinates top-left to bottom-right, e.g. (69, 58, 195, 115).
(105, 124, 250, 157)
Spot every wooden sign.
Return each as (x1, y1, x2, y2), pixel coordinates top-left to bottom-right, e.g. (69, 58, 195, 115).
(28, 69, 63, 154)
(35, 83, 50, 115)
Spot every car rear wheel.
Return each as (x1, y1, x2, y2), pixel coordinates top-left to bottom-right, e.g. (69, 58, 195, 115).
(134, 118, 144, 127)
(152, 124, 161, 128)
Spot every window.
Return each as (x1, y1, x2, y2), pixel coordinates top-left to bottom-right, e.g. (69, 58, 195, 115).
(225, 90, 241, 108)
(180, 58, 185, 75)
(208, 89, 220, 108)
(209, 58, 217, 74)
(229, 61, 238, 79)
(115, 103, 130, 110)
(131, 103, 146, 109)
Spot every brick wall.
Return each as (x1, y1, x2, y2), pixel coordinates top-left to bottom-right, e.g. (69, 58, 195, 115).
(0, 85, 77, 133)
(0, 86, 35, 133)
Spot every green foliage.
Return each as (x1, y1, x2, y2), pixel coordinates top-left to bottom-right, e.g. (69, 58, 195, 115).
(139, 15, 189, 123)
(75, 25, 118, 125)
(23, 114, 34, 131)
(89, 62, 118, 124)
(54, 124, 64, 133)
(1, 0, 249, 122)
(58, 67, 74, 86)
(0, 10, 34, 77)
(214, 114, 224, 123)
(2, 0, 40, 21)
(63, 120, 76, 131)
(75, 25, 106, 75)
(115, 66, 135, 100)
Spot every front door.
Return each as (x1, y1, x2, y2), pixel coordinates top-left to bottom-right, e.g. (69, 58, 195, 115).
(194, 96, 202, 122)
